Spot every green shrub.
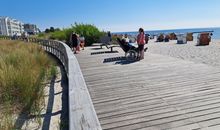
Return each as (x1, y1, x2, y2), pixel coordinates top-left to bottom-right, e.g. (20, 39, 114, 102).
(50, 31, 67, 41)
(43, 23, 105, 46)
(71, 23, 105, 46)
(38, 33, 45, 37)
(37, 33, 51, 39)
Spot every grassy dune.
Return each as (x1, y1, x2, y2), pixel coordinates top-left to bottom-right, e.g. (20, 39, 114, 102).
(0, 40, 55, 129)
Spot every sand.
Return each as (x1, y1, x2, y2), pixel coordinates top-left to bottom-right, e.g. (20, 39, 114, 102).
(147, 39, 220, 68)
(14, 64, 68, 130)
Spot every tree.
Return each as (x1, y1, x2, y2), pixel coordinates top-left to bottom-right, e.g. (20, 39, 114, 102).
(50, 27, 55, 32)
(68, 23, 105, 46)
(45, 28, 50, 33)
(55, 28, 61, 32)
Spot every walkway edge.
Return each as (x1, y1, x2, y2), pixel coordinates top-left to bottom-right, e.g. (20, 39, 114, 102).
(63, 42, 102, 130)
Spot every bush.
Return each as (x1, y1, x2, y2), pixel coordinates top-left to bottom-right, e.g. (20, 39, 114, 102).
(37, 33, 51, 39)
(38, 33, 45, 38)
(71, 23, 105, 46)
(45, 23, 105, 46)
(50, 31, 67, 41)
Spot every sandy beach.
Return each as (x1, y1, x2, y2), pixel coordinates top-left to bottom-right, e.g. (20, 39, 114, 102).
(147, 39, 220, 68)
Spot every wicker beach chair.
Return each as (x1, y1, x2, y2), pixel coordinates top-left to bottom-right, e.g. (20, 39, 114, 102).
(169, 33, 177, 40)
(197, 33, 211, 46)
(186, 33, 193, 41)
(156, 34, 164, 42)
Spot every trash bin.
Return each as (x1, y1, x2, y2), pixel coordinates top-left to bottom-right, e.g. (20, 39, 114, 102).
(186, 33, 193, 41)
(177, 34, 187, 44)
(197, 33, 211, 46)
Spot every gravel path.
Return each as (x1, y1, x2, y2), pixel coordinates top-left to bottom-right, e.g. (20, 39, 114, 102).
(147, 39, 220, 67)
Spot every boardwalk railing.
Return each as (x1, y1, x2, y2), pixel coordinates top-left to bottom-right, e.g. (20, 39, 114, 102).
(0, 36, 102, 130)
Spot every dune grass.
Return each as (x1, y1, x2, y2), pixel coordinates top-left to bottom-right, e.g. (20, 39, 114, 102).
(0, 40, 55, 129)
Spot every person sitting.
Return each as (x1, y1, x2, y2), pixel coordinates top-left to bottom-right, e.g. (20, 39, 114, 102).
(122, 34, 130, 43)
(122, 35, 137, 48)
(119, 38, 133, 52)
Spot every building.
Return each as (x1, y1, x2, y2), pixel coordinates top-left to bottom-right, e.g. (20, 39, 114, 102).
(0, 17, 24, 36)
(24, 24, 39, 35)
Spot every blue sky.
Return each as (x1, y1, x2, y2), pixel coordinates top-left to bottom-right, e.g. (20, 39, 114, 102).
(1, 0, 220, 32)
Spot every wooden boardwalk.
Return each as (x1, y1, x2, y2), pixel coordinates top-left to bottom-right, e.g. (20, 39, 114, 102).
(76, 45, 220, 130)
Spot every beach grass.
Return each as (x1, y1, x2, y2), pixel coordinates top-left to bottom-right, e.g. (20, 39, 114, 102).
(0, 40, 55, 129)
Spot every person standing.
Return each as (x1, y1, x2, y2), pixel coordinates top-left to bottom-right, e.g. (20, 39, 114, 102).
(21, 32, 29, 42)
(76, 34, 81, 52)
(79, 35, 85, 50)
(70, 33, 79, 54)
(137, 28, 145, 60)
(107, 31, 112, 42)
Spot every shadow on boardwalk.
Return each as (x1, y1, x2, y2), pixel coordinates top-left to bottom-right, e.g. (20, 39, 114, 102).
(103, 56, 138, 65)
(14, 55, 69, 130)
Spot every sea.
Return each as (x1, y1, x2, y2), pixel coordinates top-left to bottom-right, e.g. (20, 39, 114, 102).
(114, 27, 220, 39)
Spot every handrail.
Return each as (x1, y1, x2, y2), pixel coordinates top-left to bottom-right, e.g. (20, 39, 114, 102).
(0, 36, 102, 130)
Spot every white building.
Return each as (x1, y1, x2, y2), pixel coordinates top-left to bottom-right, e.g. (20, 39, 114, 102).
(24, 24, 39, 35)
(0, 17, 24, 36)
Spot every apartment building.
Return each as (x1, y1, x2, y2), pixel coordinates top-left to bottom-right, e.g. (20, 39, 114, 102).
(0, 17, 24, 36)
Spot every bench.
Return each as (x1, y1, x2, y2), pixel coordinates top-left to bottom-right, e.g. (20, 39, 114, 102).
(105, 44, 120, 52)
(99, 36, 119, 51)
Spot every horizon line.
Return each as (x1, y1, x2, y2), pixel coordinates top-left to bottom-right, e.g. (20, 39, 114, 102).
(112, 26, 220, 33)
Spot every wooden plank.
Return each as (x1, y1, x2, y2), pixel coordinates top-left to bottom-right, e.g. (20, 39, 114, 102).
(76, 45, 220, 130)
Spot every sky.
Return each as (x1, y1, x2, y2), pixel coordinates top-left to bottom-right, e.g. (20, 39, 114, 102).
(1, 0, 220, 32)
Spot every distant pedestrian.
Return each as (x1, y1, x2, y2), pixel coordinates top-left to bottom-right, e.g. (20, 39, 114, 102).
(21, 32, 29, 42)
(70, 33, 80, 54)
(79, 35, 85, 50)
(76, 34, 81, 52)
(137, 28, 145, 60)
(107, 31, 112, 42)
(12, 33, 18, 40)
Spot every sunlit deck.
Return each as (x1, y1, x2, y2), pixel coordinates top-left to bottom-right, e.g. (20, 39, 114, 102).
(76, 44, 220, 130)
